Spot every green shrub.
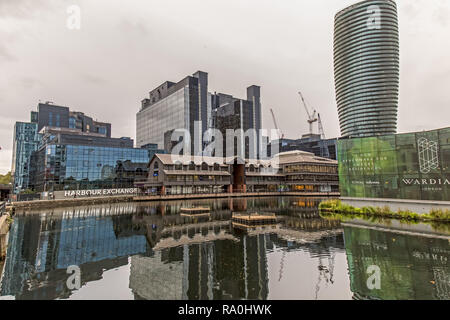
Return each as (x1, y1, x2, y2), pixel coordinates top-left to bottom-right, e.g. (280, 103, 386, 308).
(319, 200, 450, 223)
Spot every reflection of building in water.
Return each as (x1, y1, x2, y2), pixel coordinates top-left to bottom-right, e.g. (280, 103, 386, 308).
(1, 209, 148, 300)
(128, 200, 344, 300)
(344, 226, 450, 300)
(129, 234, 270, 300)
(1, 198, 345, 300)
(130, 251, 184, 300)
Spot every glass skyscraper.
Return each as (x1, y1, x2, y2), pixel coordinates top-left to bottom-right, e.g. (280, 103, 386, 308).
(136, 71, 261, 155)
(11, 122, 40, 193)
(334, 0, 399, 138)
(11, 102, 113, 193)
(28, 127, 160, 192)
(12, 103, 162, 194)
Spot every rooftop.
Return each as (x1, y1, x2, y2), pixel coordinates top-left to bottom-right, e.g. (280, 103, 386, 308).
(151, 151, 337, 167)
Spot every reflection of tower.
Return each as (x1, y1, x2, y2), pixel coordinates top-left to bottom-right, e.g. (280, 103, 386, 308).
(242, 234, 269, 299)
(1, 215, 43, 297)
(130, 251, 184, 300)
(2, 211, 148, 300)
(185, 242, 216, 300)
(128, 231, 271, 300)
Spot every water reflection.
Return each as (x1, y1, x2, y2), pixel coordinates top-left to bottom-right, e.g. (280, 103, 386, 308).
(344, 224, 450, 300)
(0, 197, 448, 300)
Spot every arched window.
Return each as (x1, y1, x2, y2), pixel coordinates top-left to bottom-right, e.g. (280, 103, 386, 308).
(201, 162, 208, 171)
(154, 161, 159, 169)
(249, 164, 255, 172)
(189, 161, 195, 171)
(213, 163, 220, 171)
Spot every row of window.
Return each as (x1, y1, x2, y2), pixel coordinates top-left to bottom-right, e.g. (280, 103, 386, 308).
(284, 164, 338, 174)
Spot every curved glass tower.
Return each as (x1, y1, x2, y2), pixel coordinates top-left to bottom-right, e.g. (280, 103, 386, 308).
(334, 0, 399, 138)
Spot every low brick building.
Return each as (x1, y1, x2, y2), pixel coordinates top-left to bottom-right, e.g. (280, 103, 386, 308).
(138, 151, 338, 195)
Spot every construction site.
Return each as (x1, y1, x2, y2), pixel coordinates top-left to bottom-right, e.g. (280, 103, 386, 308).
(269, 91, 338, 160)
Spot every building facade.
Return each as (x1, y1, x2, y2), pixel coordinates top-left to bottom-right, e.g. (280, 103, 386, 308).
(334, 0, 399, 137)
(213, 87, 262, 159)
(140, 151, 338, 195)
(11, 122, 40, 193)
(136, 71, 261, 157)
(35, 102, 111, 137)
(338, 127, 450, 201)
(29, 127, 155, 192)
(270, 134, 338, 160)
(11, 102, 113, 193)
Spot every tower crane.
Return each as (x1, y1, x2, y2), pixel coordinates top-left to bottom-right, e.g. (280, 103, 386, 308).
(317, 113, 326, 140)
(270, 108, 284, 140)
(298, 91, 318, 135)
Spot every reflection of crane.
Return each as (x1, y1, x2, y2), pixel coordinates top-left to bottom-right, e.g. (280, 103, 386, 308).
(278, 250, 287, 282)
(270, 108, 284, 140)
(313, 244, 336, 300)
(298, 91, 318, 135)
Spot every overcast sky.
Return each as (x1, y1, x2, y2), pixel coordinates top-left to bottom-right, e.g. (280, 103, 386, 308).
(1, 0, 449, 174)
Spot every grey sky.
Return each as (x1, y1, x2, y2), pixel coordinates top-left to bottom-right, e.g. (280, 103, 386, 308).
(1, 0, 449, 173)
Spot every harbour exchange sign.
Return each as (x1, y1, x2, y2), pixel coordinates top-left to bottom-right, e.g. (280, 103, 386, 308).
(64, 188, 139, 198)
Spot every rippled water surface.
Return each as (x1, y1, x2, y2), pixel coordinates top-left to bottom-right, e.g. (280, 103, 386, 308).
(0, 197, 448, 300)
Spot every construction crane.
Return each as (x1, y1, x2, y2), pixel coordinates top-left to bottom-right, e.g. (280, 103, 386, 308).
(298, 91, 318, 135)
(317, 113, 326, 139)
(270, 108, 284, 140)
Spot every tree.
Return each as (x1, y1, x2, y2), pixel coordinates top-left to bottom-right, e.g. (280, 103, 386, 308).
(0, 172, 12, 185)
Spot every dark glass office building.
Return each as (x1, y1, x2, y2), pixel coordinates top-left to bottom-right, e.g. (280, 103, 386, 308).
(11, 122, 40, 193)
(29, 127, 153, 192)
(35, 102, 112, 137)
(11, 102, 113, 193)
(269, 134, 338, 160)
(213, 92, 262, 158)
(136, 71, 261, 156)
(334, 0, 399, 137)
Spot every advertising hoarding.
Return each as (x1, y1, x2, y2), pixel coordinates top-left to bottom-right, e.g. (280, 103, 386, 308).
(338, 127, 450, 201)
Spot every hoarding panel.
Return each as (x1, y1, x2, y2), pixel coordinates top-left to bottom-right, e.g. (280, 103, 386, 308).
(338, 128, 450, 201)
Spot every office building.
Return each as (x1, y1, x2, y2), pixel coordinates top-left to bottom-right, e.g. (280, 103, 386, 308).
(213, 86, 262, 158)
(136, 71, 261, 156)
(140, 151, 338, 195)
(270, 134, 338, 160)
(29, 127, 154, 192)
(11, 122, 40, 193)
(11, 102, 113, 193)
(334, 0, 400, 137)
(34, 102, 111, 137)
